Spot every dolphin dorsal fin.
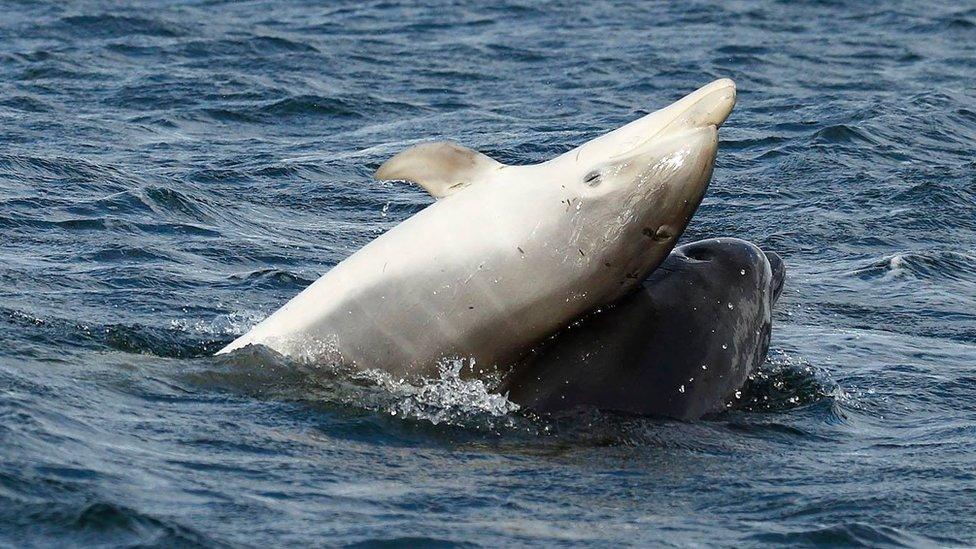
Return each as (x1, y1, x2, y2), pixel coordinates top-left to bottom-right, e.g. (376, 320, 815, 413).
(373, 141, 504, 198)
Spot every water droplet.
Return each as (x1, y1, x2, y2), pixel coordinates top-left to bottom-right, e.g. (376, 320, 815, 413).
(722, 343, 728, 349)
(678, 385, 686, 393)
(734, 390, 742, 399)
(701, 364, 708, 370)
(727, 302, 734, 309)
(740, 269, 746, 275)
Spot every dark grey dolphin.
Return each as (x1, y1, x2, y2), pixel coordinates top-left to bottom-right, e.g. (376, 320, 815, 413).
(500, 238, 785, 421)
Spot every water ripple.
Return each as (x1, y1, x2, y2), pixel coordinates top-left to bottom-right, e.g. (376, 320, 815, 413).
(2, 0, 975, 545)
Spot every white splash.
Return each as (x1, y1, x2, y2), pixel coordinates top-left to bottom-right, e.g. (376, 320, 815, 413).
(171, 310, 266, 336)
(354, 358, 520, 426)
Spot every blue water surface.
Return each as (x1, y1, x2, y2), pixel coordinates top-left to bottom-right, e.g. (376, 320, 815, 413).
(2, 1, 975, 546)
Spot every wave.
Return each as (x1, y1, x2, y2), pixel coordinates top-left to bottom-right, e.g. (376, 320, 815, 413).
(851, 250, 976, 283)
(55, 15, 186, 38)
(183, 93, 426, 126)
(0, 497, 220, 548)
(1, 307, 253, 359)
(259, 95, 364, 119)
(0, 154, 135, 192)
(750, 521, 959, 546)
(174, 36, 319, 59)
(732, 350, 834, 414)
(57, 185, 220, 226)
(225, 268, 314, 291)
(811, 124, 880, 146)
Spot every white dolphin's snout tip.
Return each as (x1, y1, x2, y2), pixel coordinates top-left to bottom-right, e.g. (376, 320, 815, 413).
(577, 78, 737, 163)
(692, 78, 736, 129)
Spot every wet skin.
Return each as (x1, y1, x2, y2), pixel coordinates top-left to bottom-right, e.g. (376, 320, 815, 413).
(501, 238, 786, 421)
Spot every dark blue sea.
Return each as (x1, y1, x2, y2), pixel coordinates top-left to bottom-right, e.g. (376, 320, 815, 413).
(2, 1, 975, 546)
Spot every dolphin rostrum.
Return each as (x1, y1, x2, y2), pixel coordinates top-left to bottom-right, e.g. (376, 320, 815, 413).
(218, 79, 737, 379)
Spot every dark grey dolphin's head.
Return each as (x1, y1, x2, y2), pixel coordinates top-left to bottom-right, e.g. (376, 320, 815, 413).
(502, 237, 786, 420)
(659, 237, 785, 308)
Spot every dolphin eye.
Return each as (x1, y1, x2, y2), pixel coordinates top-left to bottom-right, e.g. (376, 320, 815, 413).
(583, 171, 601, 187)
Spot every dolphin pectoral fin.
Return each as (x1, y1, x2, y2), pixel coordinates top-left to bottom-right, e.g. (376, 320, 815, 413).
(373, 141, 505, 198)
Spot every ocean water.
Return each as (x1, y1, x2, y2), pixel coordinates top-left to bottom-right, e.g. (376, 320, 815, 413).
(1, 0, 975, 546)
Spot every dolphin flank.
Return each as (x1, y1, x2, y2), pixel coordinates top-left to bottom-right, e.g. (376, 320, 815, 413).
(218, 79, 737, 379)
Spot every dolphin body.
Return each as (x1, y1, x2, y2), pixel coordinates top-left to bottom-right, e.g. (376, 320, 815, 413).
(502, 238, 786, 420)
(218, 80, 737, 379)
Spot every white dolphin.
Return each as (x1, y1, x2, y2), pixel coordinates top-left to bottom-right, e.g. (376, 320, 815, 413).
(218, 79, 737, 379)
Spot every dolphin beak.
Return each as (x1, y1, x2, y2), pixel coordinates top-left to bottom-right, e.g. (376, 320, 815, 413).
(667, 78, 737, 130)
(621, 78, 736, 152)
(573, 79, 736, 164)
